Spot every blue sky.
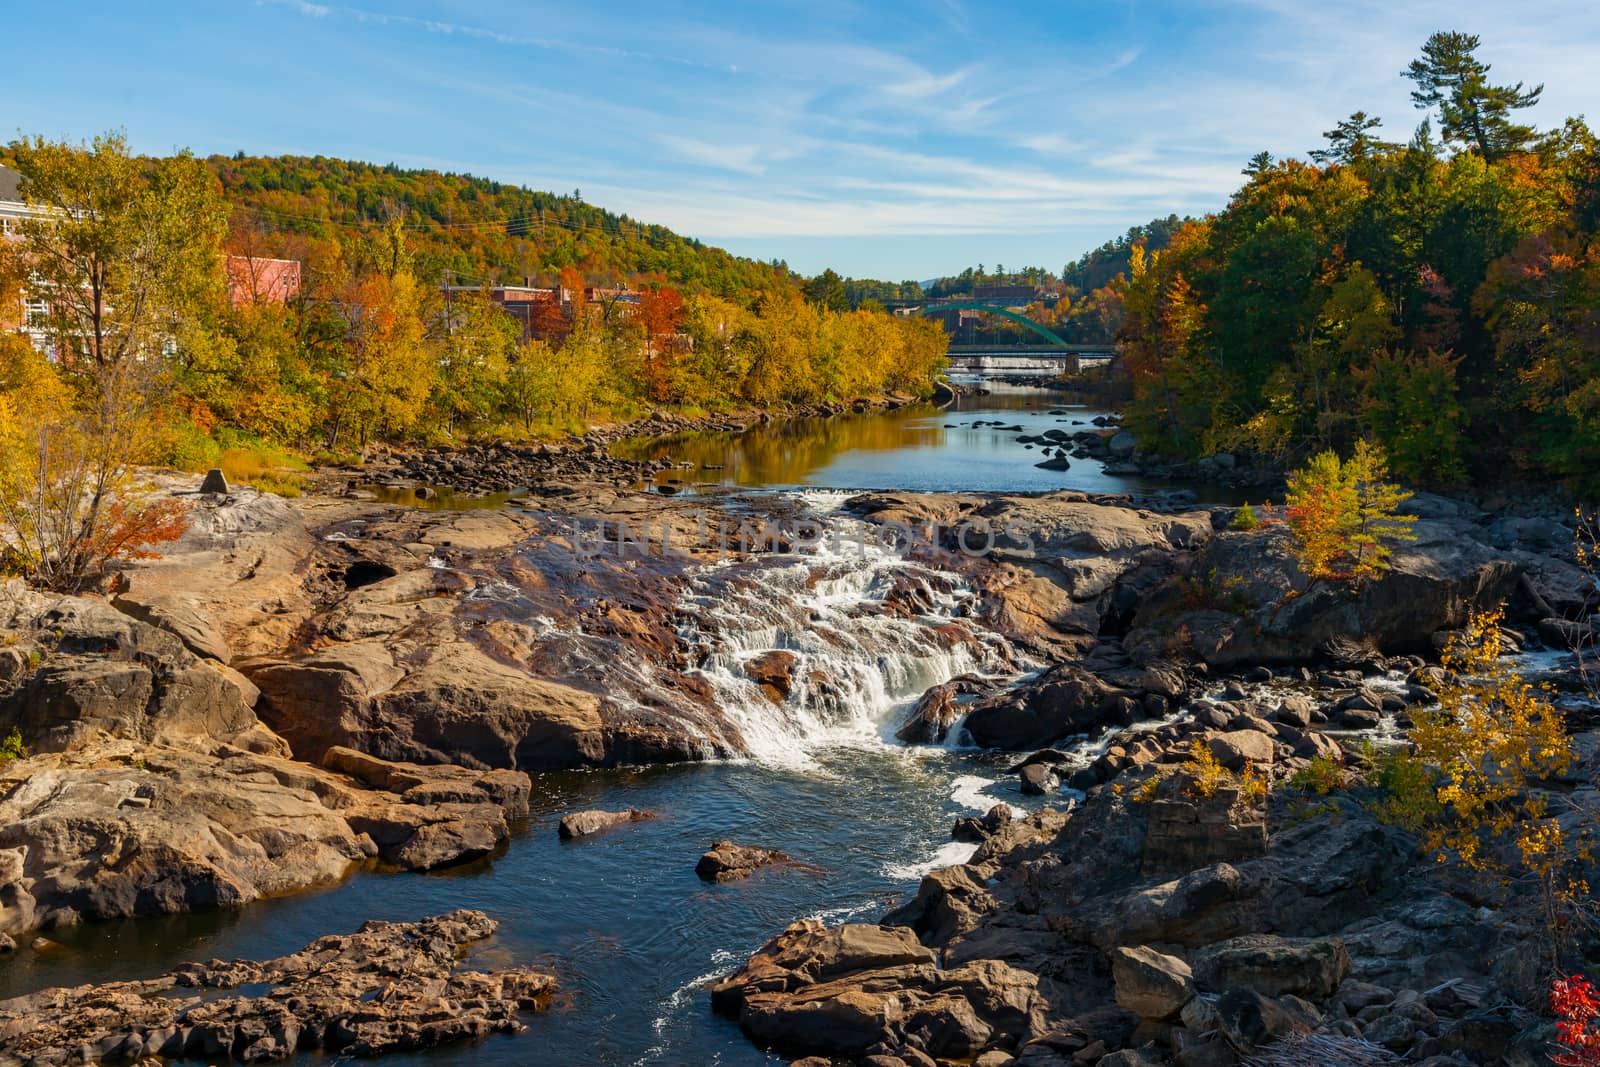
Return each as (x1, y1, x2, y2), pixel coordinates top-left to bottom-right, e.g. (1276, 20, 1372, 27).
(7, 1, 1597, 279)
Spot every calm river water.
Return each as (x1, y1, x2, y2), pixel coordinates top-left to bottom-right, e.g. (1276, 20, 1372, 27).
(616, 381, 1172, 496)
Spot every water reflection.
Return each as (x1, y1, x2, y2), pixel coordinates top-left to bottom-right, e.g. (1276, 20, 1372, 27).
(615, 382, 1166, 496)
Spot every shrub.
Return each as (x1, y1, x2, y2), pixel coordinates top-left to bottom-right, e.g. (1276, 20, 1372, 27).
(0, 727, 25, 763)
(1187, 738, 1232, 798)
(0, 360, 192, 592)
(1371, 747, 1441, 827)
(1290, 754, 1346, 795)
(1230, 502, 1260, 530)
(1382, 605, 1589, 958)
(1552, 973, 1600, 1066)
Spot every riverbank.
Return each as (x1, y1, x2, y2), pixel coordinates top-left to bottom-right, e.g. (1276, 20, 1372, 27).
(318, 392, 932, 499)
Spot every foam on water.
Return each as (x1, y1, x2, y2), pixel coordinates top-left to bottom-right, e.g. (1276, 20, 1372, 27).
(949, 773, 1023, 816)
(883, 839, 981, 881)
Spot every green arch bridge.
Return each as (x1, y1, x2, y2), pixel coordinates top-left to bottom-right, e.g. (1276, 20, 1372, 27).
(914, 301, 1075, 348)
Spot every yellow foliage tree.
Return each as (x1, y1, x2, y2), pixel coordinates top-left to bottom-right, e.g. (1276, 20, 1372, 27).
(1284, 439, 1417, 584)
(0, 339, 188, 591)
(1386, 607, 1586, 952)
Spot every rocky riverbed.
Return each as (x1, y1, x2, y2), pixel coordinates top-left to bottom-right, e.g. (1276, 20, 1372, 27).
(0, 440, 1596, 1064)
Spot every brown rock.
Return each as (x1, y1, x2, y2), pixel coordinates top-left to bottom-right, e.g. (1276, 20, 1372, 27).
(696, 840, 794, 882)
(745, 650, 800, 703)
(1111, 945, 1197, 1019)
(0, 910, 553, 1063)
(558, 808, 656, 840)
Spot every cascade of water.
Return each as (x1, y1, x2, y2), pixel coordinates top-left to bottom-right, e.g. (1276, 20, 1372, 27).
(675, 510, 1017, 766)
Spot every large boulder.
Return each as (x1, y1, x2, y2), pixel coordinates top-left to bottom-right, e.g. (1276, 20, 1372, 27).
(1191, 934, 1351, 999)
(1, 596, 260, 753)
(1126, 522, 1524, 668)
(1111, 945, 1196, 1019)
(712, 921, 1043, 1061)
(251, 642, 606, 771)
(960, 665, 1127, 749)
(0, 741, 530, 935)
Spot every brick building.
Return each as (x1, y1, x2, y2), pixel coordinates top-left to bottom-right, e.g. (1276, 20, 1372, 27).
(225, 255, 302, 306)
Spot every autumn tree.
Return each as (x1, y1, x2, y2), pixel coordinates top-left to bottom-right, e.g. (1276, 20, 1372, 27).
(322, 268, 433, 449)
(1405, 31, 1543, 161)
(637, 286, 685, 402)
(1383, 607, 1583, 962)
(432, 293, 516, 437)
(0, 337, 188, 591)
(1284, 440, 1417, 585)
(5, 132, 228, 385)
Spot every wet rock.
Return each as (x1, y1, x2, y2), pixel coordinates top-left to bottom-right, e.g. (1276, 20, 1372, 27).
(697, 841, 794, 882)
(0, 910, 553, 1063)
(558, 808, 656, 840)
(962, 665, 1125, 750)
(898, 676, 995, 744)
(713, 920, 1043, 1061)
(745, 650, 800, 703)
(1019, 762, 1060, 795)
(954, 804, 1013, 843)
(1111, 945, 1196, 1019)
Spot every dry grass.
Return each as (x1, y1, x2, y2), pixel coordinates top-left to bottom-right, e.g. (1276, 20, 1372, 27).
(1242, 1032, 1401, 1066)
(215, 446, 306, 498)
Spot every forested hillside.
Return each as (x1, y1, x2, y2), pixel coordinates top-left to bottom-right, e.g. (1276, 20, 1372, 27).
(1115, 32, 1600, 492)
(210, 155, 795, 297)
(0, 138, 948, 490)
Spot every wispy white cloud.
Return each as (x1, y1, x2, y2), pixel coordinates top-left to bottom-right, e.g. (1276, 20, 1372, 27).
(30, 0, 1600, 276)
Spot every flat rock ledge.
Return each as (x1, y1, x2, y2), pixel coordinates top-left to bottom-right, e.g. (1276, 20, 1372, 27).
(0, 910, 553, 1066)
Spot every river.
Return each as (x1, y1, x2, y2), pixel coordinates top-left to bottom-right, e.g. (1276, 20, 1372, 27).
(614, 381, 1174, 496)
(0, 384, 1204, 1066)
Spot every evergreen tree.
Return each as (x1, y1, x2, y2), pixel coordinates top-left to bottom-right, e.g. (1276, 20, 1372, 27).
(1243, 151, 1275, 176)
(803, 268, 850, 313)
(1310, 112, 1398, 166)
(1405, 31, 1542, 161)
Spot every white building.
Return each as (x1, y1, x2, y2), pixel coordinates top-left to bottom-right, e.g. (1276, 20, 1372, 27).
(0, 164, 56, 353)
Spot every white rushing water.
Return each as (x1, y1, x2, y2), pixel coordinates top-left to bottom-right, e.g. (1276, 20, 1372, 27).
(675, 503, 1020, 768)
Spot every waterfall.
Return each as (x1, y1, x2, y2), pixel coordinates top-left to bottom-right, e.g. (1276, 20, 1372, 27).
(675, 505, 1017, 766)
